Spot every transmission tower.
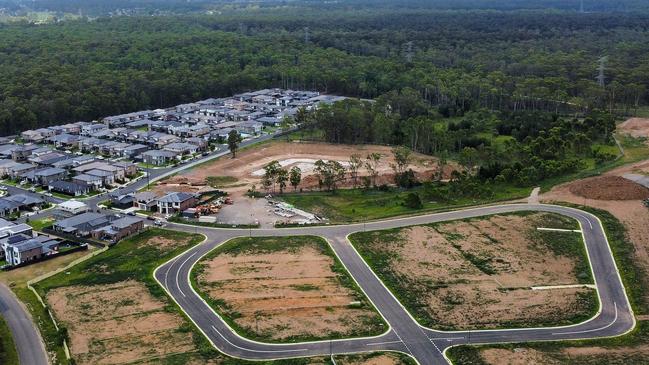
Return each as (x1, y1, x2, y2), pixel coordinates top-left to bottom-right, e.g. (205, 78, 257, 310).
(596, 56, 608, 88)
(405, 41, 414, 63)
(304, 27, 310, 44)
(580, 0, 585, 13)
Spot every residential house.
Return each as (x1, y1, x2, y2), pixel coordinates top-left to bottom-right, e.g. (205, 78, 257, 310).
(3, 194, 44, 211)
(73, 162, 125, 181)
(108, 192, 134, 209)
(0, 199, 20, 217)
(58, 200, 89, 215)
(7, 163, 36, 179)
(133, 191, 157, 211)
(91, 216, 144, 242)
(163, 142, 198, 155)
(21, 128, 56, 143)
(237, 121, 263, 135)
(52, 212, 110, 236)
(28, 152, 69, 167)
(48, 181, 90, 197)
(11, 145, 39, 161)
(122, 144, 149, 158)
(47, 134, 80, 149)
(112, 162, 138, 177)
(141, 150, 178, 166)
(22, 167, 67, 186)
(0, 160, 20, 178)
(86, 169, 115, 186)
(3, 234, 59, 266)
(157, 192, 197, 215)
(81, 123, 108, 136)
(72, 174, 104, 190)
(185, 137, 208, 151)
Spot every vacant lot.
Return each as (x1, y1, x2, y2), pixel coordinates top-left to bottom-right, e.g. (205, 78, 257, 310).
(34, 229, 209, 365)
(193, 236, 385, 342)
(47, 281, 194, 364)
(155, 141, 447, 196)
(350, 213, 596, 330)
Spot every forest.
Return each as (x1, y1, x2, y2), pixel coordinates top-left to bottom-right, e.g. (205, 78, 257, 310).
(0, 2, 648, 135)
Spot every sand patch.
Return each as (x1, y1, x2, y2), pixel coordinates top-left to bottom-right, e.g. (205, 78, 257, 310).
(46, 280, 195, 365)
(197, 245, 380, 340)
(619, 118, 649, 139)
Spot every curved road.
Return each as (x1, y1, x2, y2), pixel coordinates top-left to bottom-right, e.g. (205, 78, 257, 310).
(0, 284, 49, 365)
(156, 203, 635, 365)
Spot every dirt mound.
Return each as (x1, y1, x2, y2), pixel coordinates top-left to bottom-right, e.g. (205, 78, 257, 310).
(619, 118, 649, 139)
(569, 176, 649, 200)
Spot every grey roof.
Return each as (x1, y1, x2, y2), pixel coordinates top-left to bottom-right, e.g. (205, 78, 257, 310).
(142, 150, 178, 158)
(0, 199, 20, 211)
(49, 180, 88, 193)
(111, 216, 143, 229)
(163, 142, 196, 150)
(4, 194, 43, 206)
(35, 167, 66, 177)
(73, 174, 102, 182)
(85, 169, 113, 177)
(157, 192, 195, 203)
(54, 212, 106, 229)
(134, 191, 157, 202)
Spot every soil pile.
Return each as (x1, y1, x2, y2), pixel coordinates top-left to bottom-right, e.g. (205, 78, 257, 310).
(619, 118, 649, 139)
(569, 176, 649, 200)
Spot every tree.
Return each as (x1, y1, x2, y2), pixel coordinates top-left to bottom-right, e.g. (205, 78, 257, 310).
(459, 147, 479, 174)
(314, 160, 347, 191)
(280, 115, 293, 141)
(276, 168, 288, 193)
(289, 166, 302, 191)
(391, 146, 412, 186)
(227, 130, 242, 158)
(348, 154, 363, 188)
(263, 160, 281, 192)
(404, 192, 423, 209)
(365, 153, 381, 187)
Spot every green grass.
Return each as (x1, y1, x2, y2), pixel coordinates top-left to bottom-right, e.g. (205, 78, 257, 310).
(281, 184, 530, 223)
(349, 212, 597, 330)
(446, 206, 649, 365)
(168, 216, 260, 229)
(0, 316, 19, 365)
(27, 217, 55, 231)
(191, 235, 387, 342)
(205, 175, 239, 188)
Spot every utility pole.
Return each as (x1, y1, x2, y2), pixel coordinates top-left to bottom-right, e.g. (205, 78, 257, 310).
(405, 41, 414, 63)
(596, 56, 608, 88)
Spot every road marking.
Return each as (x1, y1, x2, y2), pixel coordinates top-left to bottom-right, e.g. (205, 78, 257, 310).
(553, 302, 618, 335)
(211, 326, 307, 353)
(393, 330, 414, 357)
(537, 227, 582, 233)
(176, 252, 196, 297)
(365, 340, 402, 346)
(164, 256, 181, 290)
(532, 284, 596, 290)
(435, 337, 465, 342)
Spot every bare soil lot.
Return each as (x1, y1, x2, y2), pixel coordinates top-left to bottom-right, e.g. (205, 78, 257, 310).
(47, 280, 195, 365)
(568, 175, 649, 200)
(351, 213, 596, 330)
(194, 236, 384, 341)
(155, 141, 449, 196)
(619, 118, 649, 140)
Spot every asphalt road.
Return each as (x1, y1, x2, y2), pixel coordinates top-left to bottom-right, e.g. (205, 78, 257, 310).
(0, 283, 48, 365)
(157, 203, 635, 365)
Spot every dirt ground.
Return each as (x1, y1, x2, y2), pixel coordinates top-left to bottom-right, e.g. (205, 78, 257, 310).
(618, 118, 649, 140)
(154, 141, 451, 196)
(480, 348, 561, 365)
(371, 213, 593, 329)
(197, 245, 380, 341)
(46, 280, 196, 365)
(568, 175, 649, 200)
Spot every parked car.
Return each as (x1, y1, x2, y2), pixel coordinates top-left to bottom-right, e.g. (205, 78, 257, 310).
(154, 220, 164, 226)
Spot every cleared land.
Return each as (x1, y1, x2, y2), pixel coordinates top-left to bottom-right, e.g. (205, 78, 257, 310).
(619, 118, 649, 140)
(33, 229, 213, 365)
(154, 141, 447, 197)
(193, 236, 385, 342)
(350, 213, 596, 330)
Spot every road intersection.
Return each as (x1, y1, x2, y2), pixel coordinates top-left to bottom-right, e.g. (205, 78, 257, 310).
(156, 203, 635, 365)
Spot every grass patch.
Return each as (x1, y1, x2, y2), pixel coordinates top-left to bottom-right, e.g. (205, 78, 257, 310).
(206, 175, 238, 188)
(26, 217, 55, 231)
(168, 216, 259, 229)
(0, 316, 19, 365)
(191, 235, 386, 342)
(281, 184, 530, 223)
